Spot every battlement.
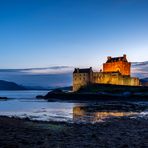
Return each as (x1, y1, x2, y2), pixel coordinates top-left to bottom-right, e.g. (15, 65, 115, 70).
(106, 54, 127, 63)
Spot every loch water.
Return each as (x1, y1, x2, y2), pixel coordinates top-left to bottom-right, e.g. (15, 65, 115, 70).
(0, 91, 147, 123)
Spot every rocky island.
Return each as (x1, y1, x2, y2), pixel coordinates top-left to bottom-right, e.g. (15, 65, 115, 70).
(37, 55, 148, 102)
(37, 84, 148, 102)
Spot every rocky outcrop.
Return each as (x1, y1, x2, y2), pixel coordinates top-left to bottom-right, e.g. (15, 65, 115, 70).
(0, 97, 8, 100)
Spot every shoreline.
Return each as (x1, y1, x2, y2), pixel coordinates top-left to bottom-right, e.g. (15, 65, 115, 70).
(37, 92, 148, 102)
(36, 85, 148, 101)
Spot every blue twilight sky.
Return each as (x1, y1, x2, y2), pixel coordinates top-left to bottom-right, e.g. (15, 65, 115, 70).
(0, 0, 148, 87)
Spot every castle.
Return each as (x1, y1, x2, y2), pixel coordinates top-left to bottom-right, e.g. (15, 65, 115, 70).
(73, 54, 140, 91)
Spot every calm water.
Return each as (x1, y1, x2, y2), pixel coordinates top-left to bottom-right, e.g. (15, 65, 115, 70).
(0, 91, 76, 122)
(0, 91, 147, 123)
(0, 90, 49, 99)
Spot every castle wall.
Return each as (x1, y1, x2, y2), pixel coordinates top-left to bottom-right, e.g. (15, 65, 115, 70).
(93, 72, 140, 86)
(73, 71, 140, 92)
(103, 61, 131, 76)
(93, 72, 120, 85)
(73, 72, 93, 92)
(127, 77, 140, 86)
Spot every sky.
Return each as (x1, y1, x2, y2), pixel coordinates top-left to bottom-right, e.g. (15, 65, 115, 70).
(0, 0, 148, 87)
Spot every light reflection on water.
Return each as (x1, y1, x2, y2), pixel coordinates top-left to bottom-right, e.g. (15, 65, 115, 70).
(73, 107, 138, 123)
(0, 91, 148, 123)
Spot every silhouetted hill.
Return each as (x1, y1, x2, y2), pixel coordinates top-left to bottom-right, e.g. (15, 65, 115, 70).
(0, 80, 27, 90)
(140, 78, 148, 86)
(140, 78, 148, 82)
(24, 86, 49, 90)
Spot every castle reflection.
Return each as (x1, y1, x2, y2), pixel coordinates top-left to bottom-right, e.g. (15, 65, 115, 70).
(73, 104, 138, 123)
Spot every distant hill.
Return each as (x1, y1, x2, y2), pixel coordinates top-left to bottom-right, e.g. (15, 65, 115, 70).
(24, 86, 49, 90)
(140, 78, 148, 86)
(140, 78, 148, 82)
(50, 86, 72, 91)
(0, 80, 27, 90)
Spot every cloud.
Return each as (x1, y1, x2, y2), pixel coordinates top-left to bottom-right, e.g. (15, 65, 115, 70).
(131, 61, 148, 78)
(21, 66, 74, 75)
(0, 66, 73, 87)
(132, 61, 148, 67)
(0, 66, 74, 75)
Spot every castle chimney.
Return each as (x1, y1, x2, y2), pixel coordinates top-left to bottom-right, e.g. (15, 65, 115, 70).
(107, 56, 111, 60)
(123, 54, 126, 59)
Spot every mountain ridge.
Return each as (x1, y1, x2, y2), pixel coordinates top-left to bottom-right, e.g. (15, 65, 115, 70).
(0, 80, 51, 90)
(0, 80, 27, 90)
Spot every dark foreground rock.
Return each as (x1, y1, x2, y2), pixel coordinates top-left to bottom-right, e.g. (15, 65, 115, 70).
(0, 97, 8, 100)
(0, 116, 147, 148)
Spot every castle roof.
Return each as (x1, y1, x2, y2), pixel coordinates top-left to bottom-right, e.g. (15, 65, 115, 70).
(106, 55, 128, 63)
(73, 67, 92, 73)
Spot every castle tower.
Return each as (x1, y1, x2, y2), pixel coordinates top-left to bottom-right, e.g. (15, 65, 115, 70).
(73, 67, 93, 91)
(103, 54, 131, 76)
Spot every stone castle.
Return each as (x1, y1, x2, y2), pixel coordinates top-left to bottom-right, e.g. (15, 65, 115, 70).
(73, 54, 140, 91)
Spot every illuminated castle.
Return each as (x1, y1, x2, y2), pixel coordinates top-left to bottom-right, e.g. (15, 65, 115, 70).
(73, 54, 140, 91)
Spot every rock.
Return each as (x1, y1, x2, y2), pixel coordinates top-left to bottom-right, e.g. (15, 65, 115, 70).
(0, 97, 8, 100)
(49, 89, 64, 94)
(122, 92, 131, 97)
(36, 95, 44, 99)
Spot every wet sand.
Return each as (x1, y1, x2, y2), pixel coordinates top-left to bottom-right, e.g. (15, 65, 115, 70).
(0, 116, 147, 148)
